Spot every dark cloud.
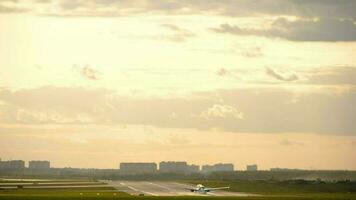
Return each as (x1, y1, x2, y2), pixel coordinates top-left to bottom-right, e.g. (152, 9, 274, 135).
(290, 0, 356, 20)
(6, 0, 356, 19)
(69, 0, 356, 19)
(0, 86, 356, 135)
(212, 17, 356, 42)
(266, 67, 299, 82)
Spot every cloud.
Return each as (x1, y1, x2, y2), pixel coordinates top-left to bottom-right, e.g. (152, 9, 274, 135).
(1, 86, 356, 135)
(304, 66, 356, 85)
(4, 0, 356, 19)
(266, 67, 299, 82)
(216, 68, 229, 77)
(214, 66, 356, 86)
(161, 24, 182, 32)
(212, 18, 356, 42)
(351, 141, 356, 147)
(0, 3, 27, 13)
(160, 24, 195, 42)
(279, 139, 304, 146)
(77, 65, 101, 80)
(240, 46, 263, 58)
(290, 0, 356, 20)
(35, 0, 51, 3)
(0, 86, 113, 124)
(200, 104, 244, 120)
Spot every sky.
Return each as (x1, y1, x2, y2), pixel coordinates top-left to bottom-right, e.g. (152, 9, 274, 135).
(0, 0, 356, 170)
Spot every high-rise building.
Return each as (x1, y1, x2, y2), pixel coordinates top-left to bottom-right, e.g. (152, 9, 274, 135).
(29, 160, 50, 169)
(246, 164, 258, 171)
(159, 161, 201, 174)
(120, 162, 157, 174)
(202, 163, 234, 173)
(187, 164, 200, 173)
(0, 160, 25, 169)
(159, 161, 188, 173)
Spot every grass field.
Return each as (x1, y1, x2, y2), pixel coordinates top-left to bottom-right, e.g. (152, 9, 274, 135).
(0, 189, 356, 200)
(187, 180, 356, 200)
(188, 180, 356, 194)
(0, 178, 98, 184)
(0, 179, 355, 200)
(0, 188, 130, 199)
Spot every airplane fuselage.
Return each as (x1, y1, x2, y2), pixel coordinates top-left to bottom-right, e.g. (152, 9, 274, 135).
(190, 184, 230, 194)
(191, 184, 210, 193)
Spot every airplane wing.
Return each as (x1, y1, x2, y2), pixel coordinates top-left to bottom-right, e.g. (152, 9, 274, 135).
(184, 187, 197, 192)
(205, 186, 230, 191)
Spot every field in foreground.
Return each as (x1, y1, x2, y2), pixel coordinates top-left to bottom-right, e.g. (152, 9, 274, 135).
(188, 180, 356, 194)
(1, 188, 356, 200)
(0, 179, 356, 200)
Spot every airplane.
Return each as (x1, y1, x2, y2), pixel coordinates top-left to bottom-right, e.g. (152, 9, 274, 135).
(187, 184, 230, 194)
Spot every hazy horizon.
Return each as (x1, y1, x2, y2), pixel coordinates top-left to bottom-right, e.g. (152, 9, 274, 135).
(0, 0, 355, 170)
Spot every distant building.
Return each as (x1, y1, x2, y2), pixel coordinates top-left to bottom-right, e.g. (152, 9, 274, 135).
(120, 162, 157, 174)
(202, 163, 234, 173)
(0, 160, 25, 169)
(159, 161, 188, 173)
(213, 163, 234, 172)
(29, 161, 50, 169)
(201, 165, 211, 172)
(187, 164, 200, 173)
(159, 161, 200, 174)
(246, 164, 258, 171)
(270, 168, 301, 172)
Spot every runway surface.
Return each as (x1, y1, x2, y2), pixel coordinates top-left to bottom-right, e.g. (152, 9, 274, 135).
(0, 181, 108, 190)
(107, 181, 254, 196)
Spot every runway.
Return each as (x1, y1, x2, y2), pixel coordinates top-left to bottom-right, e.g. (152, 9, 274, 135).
(0, 181, 108, 190)
(106, 181, 254, 196)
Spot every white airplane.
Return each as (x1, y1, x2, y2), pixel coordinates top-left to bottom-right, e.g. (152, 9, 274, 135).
(187, 184, 230, 194)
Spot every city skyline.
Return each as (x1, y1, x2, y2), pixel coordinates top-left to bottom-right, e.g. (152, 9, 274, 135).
(0, 157, 351, 171)
(0, 0, 356, 170)
(0, 158, 319, 173)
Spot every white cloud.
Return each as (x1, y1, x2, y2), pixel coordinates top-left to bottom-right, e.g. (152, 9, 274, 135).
(0, 86, 356, 135)
(200, 104, 244, 120)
